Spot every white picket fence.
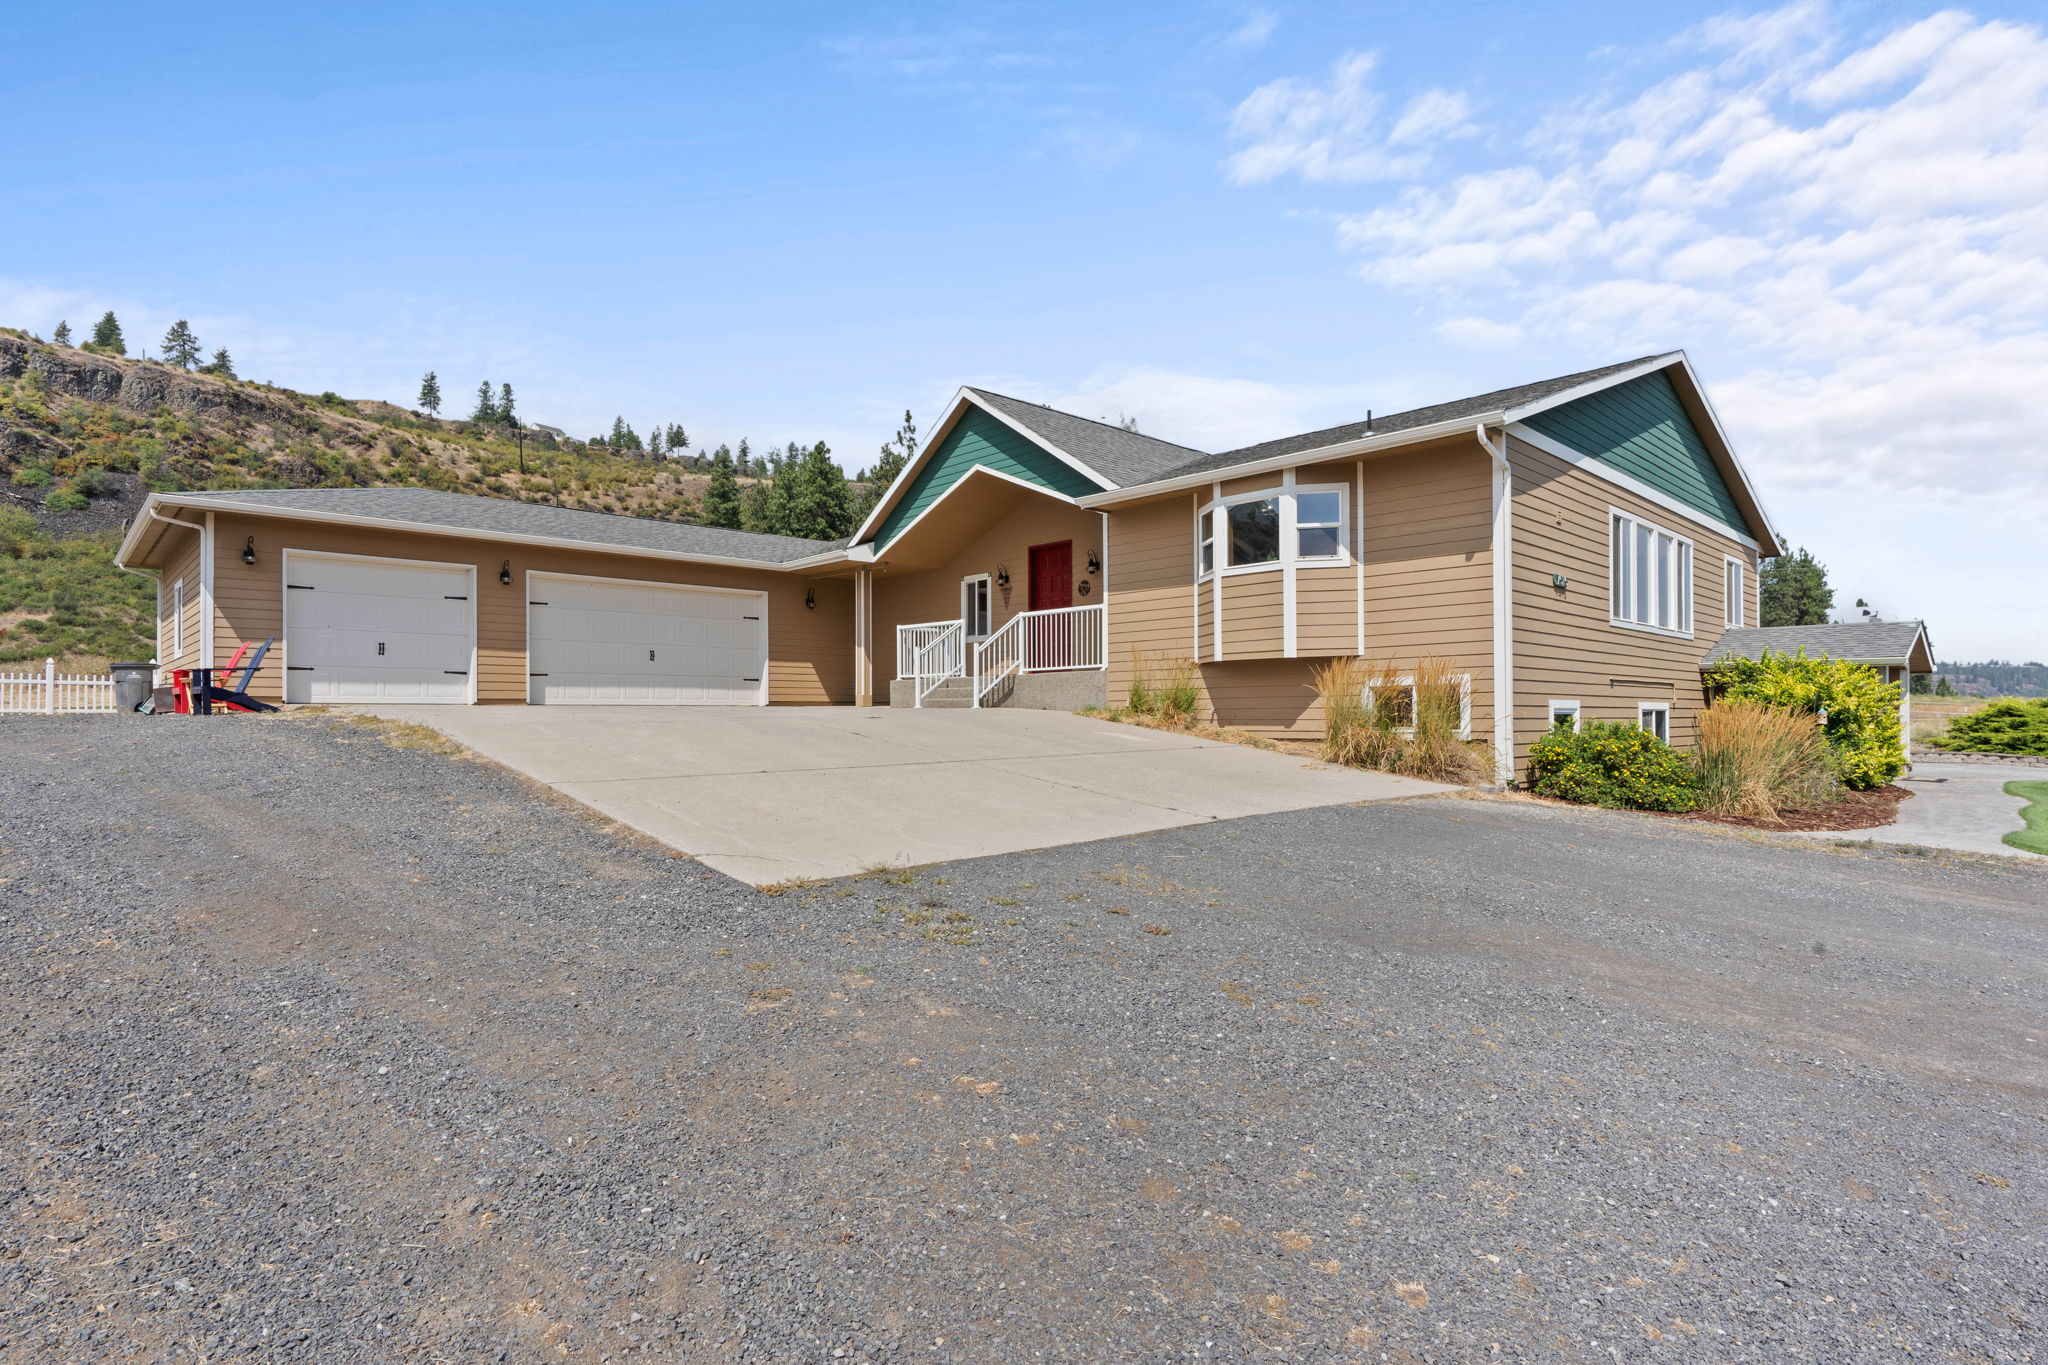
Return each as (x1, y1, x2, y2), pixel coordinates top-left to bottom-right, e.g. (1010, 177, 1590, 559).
(0, 658, 119, 714)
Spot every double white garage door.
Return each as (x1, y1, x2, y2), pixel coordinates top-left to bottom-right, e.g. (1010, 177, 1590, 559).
(282, 552, 767, 706)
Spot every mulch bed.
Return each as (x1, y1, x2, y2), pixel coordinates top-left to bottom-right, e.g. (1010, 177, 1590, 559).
(1673, 784, 1912, 832)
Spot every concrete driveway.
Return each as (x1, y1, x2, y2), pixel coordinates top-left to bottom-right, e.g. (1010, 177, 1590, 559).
(1808, 758, 2046, 858)
(350, 704, 1452, 884)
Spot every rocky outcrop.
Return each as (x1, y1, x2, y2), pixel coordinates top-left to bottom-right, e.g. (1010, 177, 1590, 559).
(0, 335, 296, 423)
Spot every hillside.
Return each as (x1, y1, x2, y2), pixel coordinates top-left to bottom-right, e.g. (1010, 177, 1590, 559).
(0, 330, 745, 668)
(1936, 661, 2048, 698)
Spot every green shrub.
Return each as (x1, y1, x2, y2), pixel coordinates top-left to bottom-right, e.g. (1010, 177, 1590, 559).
(1530, 720, 1699, 811)
(1934, 700, 2048, 757)
(44, 487, 89, 512)
(71, 468, 112, 498)
(10, 465, 52, 488)
(1703, 650, 1905, 789)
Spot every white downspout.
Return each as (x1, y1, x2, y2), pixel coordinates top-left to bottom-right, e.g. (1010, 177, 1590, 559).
(200, 512, 216, 671)
(1480, 424, 1515, 787)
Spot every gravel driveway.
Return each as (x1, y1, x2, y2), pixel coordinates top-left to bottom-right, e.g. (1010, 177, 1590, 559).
(3, 714, 2044, 1363)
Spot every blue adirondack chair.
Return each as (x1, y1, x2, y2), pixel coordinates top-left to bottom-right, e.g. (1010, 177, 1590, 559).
(200, 637, 279, 713)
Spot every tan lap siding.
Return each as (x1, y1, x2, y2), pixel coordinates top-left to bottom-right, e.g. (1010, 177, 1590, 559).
(871, 497, 1102, 681)
(1103, 495, 1197, 704)
(1508, 434, 1760, 766)
(1295, 565, 1357, 656)
(209, 513, 851, 704)
(1201, 658, 1321, 736)
(1358, 442, 1494, 738)
(155, 526, 204, 670)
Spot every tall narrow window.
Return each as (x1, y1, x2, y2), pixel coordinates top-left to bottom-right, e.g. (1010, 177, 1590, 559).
(1197, 511, 1216, 576)
(170, 579, 185, 658)
(1610, 511, 1695, 636)
(960, 575, 991, 639)
(1725, 557, 1745, 628)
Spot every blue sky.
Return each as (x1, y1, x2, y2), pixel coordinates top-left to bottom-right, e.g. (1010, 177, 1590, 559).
(4, 1, 2043, 659)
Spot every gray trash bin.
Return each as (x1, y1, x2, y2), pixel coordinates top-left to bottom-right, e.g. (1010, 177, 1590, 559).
(110, 662, 155, 713)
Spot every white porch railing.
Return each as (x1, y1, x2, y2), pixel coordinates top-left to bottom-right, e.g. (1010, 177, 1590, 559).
(906, 621, 965, 708)
(971, 603, 1106, 708)
(0, 659, 118, 714)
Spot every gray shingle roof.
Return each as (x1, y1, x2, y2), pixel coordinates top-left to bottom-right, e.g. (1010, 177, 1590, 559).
(1703, 622, 1933, 668)
(162, 488, 845, 563)
(1130, 355, 1671, 484)
(965, 388, 1210, 489)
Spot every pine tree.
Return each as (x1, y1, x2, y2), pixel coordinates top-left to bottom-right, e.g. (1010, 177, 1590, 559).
(418, 371, 442, 415)
(779, 441, 855, 540)
(90, 311, 126, 355)
(472, 381, 498, 424)
(161, 319, 201, 369)
(701, 445, 744, 528)
(499, 382, 517, 427)
(1759, 540, 1833, 627)
(855, 410, 918, 518)
(736, 437, 752, 478)
(742, 445, 795, 534)
(52, 320, 71, 345)
(199, 348, 237, 378)
(1935, 676, 1955, 696)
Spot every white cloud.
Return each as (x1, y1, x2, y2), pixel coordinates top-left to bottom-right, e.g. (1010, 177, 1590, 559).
(1229, 3, 2048, 654)
(1225, 52, 1475, 184)
(1225, 10, 1278, 49)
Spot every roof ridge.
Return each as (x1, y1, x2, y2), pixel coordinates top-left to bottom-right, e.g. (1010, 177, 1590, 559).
(964, 387, 1210, 456)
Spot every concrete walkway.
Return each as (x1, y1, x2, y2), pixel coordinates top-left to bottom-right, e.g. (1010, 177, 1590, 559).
(1808, 760, 2044, 858)
(348, 705, 1454, 884)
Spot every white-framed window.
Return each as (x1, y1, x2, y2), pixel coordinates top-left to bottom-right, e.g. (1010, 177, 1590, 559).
(1724, 556, 1746, 628)
(960, 574, 991, 639)
(1548, 699, 1582, 732)
(169, 578, 185, 658)
(1197, 484, 1350, 580)
(1638, 702, 1671, 742)
(1364, 673, 1472, 738)
(1609, 509, 1693, 637)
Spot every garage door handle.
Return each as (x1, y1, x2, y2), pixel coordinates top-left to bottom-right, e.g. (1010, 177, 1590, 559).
(744, 615, 760, 620)
(444, 595, 468, 600)
(744, 677, 760, 682)
(287, 584, 315, 591)
(444, 670, 469, 676)
(528, 600, 549, 606)
(287, 666, 314, 671)
(528, 672, 548, 677)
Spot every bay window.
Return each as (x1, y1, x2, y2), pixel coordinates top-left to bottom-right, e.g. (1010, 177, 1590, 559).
(1609, 509, 1693, 636)
(1197, 484, 1349, 579)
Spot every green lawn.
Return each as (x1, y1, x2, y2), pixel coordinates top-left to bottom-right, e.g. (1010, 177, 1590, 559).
(2005, 780, 2048, 856)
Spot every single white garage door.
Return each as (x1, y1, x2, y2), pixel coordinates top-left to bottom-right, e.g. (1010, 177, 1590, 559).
(283, 553, 474, 704)
(527, 573, 767, 705)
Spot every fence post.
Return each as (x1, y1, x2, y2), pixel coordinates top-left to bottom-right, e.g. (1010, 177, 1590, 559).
(43, 657, 55, 715)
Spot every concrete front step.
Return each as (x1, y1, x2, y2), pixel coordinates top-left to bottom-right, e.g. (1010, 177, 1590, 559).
(887, 670, 1109, 711)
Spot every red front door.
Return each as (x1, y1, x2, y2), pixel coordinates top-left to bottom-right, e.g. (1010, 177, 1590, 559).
(1028, 542, 1073, 612)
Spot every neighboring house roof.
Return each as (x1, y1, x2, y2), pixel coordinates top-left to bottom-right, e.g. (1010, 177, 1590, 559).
(963, 388, 1210, 489)
(1703, 621, 1935, 671)
(1149, 356, 1665, 482)
(120, 488, 846, 567)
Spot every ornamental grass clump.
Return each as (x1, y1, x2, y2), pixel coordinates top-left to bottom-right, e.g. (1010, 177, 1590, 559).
(1693, 700, 1840, 821)
(1529, 719, 1699, 811)
(1400, 655, 1491, 784)
(1313, 657, 1402, 770)
(1126, 650, 1201, 726)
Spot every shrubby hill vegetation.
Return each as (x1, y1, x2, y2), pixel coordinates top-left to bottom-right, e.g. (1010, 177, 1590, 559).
(0, 319, 910, 667)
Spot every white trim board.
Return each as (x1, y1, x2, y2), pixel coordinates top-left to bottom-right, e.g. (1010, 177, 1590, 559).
(1508, 423, 1760, 551)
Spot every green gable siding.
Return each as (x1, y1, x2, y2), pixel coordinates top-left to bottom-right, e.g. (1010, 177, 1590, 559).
(873, 405, 1102, 548)
(1524, 370, 1746, 532)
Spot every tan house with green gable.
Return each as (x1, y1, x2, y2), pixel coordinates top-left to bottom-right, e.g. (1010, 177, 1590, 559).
(117, 351, 1804, 783)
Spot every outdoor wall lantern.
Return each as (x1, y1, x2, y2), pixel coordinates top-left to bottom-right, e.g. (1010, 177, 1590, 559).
(995, 565, 1011, 590)
(805, 587, 817, 610)
(1086, 549, 1101, 575)
(499, 559, 513, 586)
(241, 536, 257, 566)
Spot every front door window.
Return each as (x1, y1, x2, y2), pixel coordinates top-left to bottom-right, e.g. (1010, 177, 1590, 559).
(961, 575, 991, 638)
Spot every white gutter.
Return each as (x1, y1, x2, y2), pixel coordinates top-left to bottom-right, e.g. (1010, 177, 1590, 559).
(118, 493, 850, 574)
(1480, 423, 1515, 788)
(1075, 413, 1501, 507)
